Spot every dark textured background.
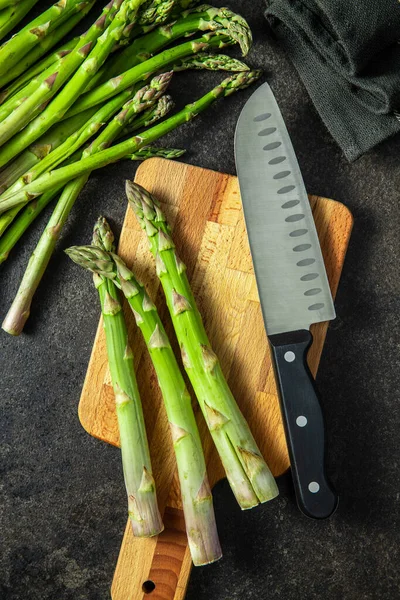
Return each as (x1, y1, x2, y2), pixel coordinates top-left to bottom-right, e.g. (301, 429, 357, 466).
(1, 1, 400, 599)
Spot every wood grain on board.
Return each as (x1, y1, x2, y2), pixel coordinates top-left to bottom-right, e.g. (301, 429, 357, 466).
(79, 159, 353, 600)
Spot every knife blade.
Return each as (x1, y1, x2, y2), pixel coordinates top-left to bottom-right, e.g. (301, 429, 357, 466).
(235, 82, 338, 519)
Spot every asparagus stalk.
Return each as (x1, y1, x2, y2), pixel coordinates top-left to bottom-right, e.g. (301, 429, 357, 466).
(0, 0, 93, 79)
(0, 0, 117, 157)
(65, 219, 222, 566)
(1, 75, 171, 333)
(0, 71, 261, 213)
(0, 147, 184, 265)
(0, 8, 249, 160)
(0, 0, 39, 42)
(0, 0, 173, 111)
(71, 221, 164, 536)
(0, 0, 26, 9)
(97, 281, 163, 536)
(0, 93, 175, 238)
(125, 182, 279, 509)
(0, 59, 70, 124)
(78, 6, 253, 94)
(0, 35, 79, 104)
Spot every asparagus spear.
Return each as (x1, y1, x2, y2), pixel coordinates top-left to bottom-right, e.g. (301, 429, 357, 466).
(0, 0, 39, 42)
(82, 72, 172, 153)
(0, 96, 175, 231)
(125, 182, 279, 509)
(0, 0, 169, 112)
(0, 147, 184, 265)
(0, 0, 117, 156)
(0, 0, 97, 93)
(0, 71, 261, 213)
(0, 101, 124, 237)
(0, 0, 93, 79)
(65, 219, 222, 566)
(71, 220, 164, 536)
(0, 59, 70, 124)
(2, 75, 171, 334)
(126, 146, 184, 159)
(0, 35, 80, 103)
(77, 5, 253, 94)
(172, 53, 250, 73)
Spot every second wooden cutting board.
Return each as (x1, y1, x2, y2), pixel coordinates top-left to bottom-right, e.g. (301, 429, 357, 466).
(79, 158, 353, 600)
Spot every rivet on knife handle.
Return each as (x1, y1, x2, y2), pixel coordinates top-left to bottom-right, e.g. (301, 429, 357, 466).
(269, 330, 338, 519)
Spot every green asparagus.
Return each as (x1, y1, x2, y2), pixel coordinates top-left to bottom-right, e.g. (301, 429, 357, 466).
(0, 0, 39, 42)
(77, 5, 253, 94)
(66, 218, 221, 565)
(0, 147, 183, 265)
(61, 33, 234, 118)
(0, 109, 97, 195)
(0, 0, 94, 81)
(0, 35, 80, 104)
(125, 182, 279, 509)
(0, 72, 261, 213)
(0, 93, 175, 258)
(120, 94, 174, 135)
(1, 75, 171, 333)
(0, 0, 117, 154)
(172, 53, 250, 73)
(0, 87, 140, 202)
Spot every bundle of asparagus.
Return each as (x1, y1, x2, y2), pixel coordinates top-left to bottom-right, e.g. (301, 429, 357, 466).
(66, 204, 278, 556)
(67, 217, 222, 566)
(125, 182, 279, 509)
(0, 0, 258, 335)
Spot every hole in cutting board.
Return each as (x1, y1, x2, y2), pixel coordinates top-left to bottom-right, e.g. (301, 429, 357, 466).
(142, 580, 156, 594)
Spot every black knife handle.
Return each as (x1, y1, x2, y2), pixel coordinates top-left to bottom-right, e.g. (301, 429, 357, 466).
(269, 329, 338, 519)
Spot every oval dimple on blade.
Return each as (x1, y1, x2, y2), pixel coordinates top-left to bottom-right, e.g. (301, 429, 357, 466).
(253, 112, 271, 121)
(258, 127, 277, 136)
(263, 141, 281, 150)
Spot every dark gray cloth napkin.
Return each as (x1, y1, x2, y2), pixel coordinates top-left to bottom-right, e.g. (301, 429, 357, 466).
(265, 0, 400, 161)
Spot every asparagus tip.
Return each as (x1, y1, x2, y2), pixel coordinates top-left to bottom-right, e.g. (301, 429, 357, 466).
(92, 216, 115, 252)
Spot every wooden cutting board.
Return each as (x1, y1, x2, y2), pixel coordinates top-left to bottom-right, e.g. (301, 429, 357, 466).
(79, 158, 353, 600)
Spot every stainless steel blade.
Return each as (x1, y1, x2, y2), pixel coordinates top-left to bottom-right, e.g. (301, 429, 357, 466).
(235, 82, 335, 336)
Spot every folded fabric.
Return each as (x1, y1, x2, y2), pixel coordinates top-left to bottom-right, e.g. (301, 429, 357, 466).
(265, 0, 400, 161)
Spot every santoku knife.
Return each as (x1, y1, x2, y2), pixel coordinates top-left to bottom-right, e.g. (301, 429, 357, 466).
(234, 82, 338, 519)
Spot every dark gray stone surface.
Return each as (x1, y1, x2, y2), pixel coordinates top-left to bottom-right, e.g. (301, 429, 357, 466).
(1, 1, 400, 598)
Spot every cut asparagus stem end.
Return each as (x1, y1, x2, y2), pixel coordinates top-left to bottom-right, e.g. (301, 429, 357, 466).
(185, 475, 222, 566)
